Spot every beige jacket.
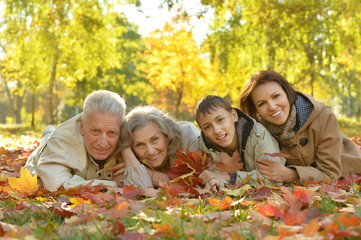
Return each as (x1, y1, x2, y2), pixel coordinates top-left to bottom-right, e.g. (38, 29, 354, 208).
(124, 121, 200, 188)
(25, 113, 118, 191)
(200, 109, 285, 183)
(280, 92, 361, 181)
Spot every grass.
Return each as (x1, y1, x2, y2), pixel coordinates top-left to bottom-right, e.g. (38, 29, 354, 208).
(0, 124, 43, 138)
(338, 118, 361, 137)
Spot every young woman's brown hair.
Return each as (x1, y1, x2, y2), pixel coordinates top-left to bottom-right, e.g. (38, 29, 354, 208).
(239, 70, 297, 119)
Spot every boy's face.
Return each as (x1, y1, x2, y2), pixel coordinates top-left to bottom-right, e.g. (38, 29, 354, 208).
(197, 107, 238, 152)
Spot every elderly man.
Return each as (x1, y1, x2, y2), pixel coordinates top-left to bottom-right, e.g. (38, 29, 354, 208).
(25, 90, 126, 191)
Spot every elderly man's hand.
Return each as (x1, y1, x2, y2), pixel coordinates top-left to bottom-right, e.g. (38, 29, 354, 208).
(107, 162, 125, 187)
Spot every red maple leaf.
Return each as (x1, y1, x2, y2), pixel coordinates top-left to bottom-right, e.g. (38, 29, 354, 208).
(123, 184, 145, 199)
(167, 150, 212, 187)
(261, 152, 293, 159)
(256, 204, 283, 219)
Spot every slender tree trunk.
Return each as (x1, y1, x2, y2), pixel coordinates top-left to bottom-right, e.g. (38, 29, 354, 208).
(357, 75, 361, 120)
(2, 76, 15, 120)
(347, 71, 353, 118)
(31, 91, 35, 127)
(175, 88, 183, 120)
(15, 95, 23, 124)
(48, 52, 59, 124)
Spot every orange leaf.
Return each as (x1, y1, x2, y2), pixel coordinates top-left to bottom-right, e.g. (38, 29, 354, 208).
(302, 219, 319, 236)
(277, 226, 296, 238)
(153, 223, 176, 237)
(8, 167, 38, 195)
(206, 196, 234, 210)
(257, 204, 283, 219)
(339, 213, 361, 227)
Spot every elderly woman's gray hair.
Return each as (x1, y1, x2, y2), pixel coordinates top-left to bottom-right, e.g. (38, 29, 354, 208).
(120, 106, 182, 156)
(82, 90, 126, 122)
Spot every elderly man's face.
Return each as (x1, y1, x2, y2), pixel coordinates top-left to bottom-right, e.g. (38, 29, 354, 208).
(80, 112, 122, 161)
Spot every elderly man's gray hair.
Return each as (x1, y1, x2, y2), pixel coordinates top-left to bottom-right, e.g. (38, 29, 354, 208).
(82, 90, 126, 122)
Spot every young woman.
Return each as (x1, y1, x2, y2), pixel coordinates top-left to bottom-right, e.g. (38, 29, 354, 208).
(239, 70, 361, 182)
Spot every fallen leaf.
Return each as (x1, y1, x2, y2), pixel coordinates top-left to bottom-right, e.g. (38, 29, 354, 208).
(8, 167, 38, 196)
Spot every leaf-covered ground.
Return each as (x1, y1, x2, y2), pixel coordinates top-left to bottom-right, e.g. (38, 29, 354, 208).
(1, 131, 361, 239)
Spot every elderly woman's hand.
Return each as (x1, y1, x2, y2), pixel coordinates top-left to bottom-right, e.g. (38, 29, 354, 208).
(199, 170, 229, 192)
(121, 147, 141, 167)
(145, 168, 171, 186)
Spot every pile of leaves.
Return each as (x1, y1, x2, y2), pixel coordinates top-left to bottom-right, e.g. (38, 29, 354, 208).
(1, 134, 361, 239)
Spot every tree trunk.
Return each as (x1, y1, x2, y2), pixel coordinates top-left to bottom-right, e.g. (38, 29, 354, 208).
(15, 94, 23, 124)
(48, 52, 59, 124)
(31, 91, 35, 127)
(357, 75, 361, 120)
(175, 87, 183, 120)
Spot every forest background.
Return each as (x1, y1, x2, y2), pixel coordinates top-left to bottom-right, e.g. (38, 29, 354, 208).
(0, 0, 360, 128)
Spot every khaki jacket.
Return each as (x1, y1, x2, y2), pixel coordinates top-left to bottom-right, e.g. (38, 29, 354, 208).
(25, 114, 118, 191)
(123, 121, 200, 188)
(200, 109, 285, 183)
(280, 92, 361, 181)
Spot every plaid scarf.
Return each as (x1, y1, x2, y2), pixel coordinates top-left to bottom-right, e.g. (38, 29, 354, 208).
(260, 105, 297, 141)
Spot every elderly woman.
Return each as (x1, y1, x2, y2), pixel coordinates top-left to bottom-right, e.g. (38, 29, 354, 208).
(119, 106, 200, 188)
(239, 70, 361, 182)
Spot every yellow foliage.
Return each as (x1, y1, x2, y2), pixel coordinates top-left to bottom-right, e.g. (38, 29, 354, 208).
(8, 167, 39, 195)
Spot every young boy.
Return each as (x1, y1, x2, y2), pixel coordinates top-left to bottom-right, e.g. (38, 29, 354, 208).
(195, 95, 285, 190)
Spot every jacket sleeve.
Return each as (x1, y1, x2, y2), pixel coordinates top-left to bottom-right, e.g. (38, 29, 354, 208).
(124, 164, 153, 188)
(288, 108, 342, 181)
(37, 139, 116, 191)
(233, 124, 286, 183)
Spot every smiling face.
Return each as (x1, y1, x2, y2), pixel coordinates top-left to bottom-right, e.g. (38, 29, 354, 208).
(80, 112, 122, 161)
(131, 121, 168, 168)
(251, 81, 291, 126)
(197, 107, 238, 152)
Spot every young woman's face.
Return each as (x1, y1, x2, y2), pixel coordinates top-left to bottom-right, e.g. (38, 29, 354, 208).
(251, 81, 290, 126)
(131, 121, 168, 168)
(197, 107, 238, 152)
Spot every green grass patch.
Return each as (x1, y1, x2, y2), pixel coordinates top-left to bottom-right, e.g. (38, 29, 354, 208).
(338, 118, 361, 137)
(0, 124, 43, 138)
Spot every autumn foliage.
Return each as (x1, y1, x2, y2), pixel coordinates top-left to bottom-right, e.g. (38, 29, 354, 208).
(1, 134, 361, 239)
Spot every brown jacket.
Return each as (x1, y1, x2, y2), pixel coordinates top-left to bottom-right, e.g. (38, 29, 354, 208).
(279, 92, 361, 181)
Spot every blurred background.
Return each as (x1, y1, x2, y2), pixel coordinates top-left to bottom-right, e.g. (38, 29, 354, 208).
(0, 0, 360, 132)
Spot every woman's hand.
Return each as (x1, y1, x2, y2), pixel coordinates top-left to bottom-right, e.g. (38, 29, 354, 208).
(121, 147, 140, 167)
(256, 158, 299, 182)
(145, 168, 171, 186)
(107, 162, 125, 187)
(199, 170, 229, 192)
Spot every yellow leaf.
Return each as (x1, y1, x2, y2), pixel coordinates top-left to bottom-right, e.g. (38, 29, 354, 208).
(69, 197, 92, 207)
(8, 167, 38, 195)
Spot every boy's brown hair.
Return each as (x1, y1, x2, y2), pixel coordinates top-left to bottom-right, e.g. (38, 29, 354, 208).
(195, 95, 233, 127)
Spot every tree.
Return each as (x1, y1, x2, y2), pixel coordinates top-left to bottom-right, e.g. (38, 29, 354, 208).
(0, 0, 137, 124)
(141, 12, 215, 119)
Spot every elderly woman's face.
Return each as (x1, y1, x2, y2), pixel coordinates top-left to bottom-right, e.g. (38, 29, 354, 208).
(131, 121, 168, 168)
